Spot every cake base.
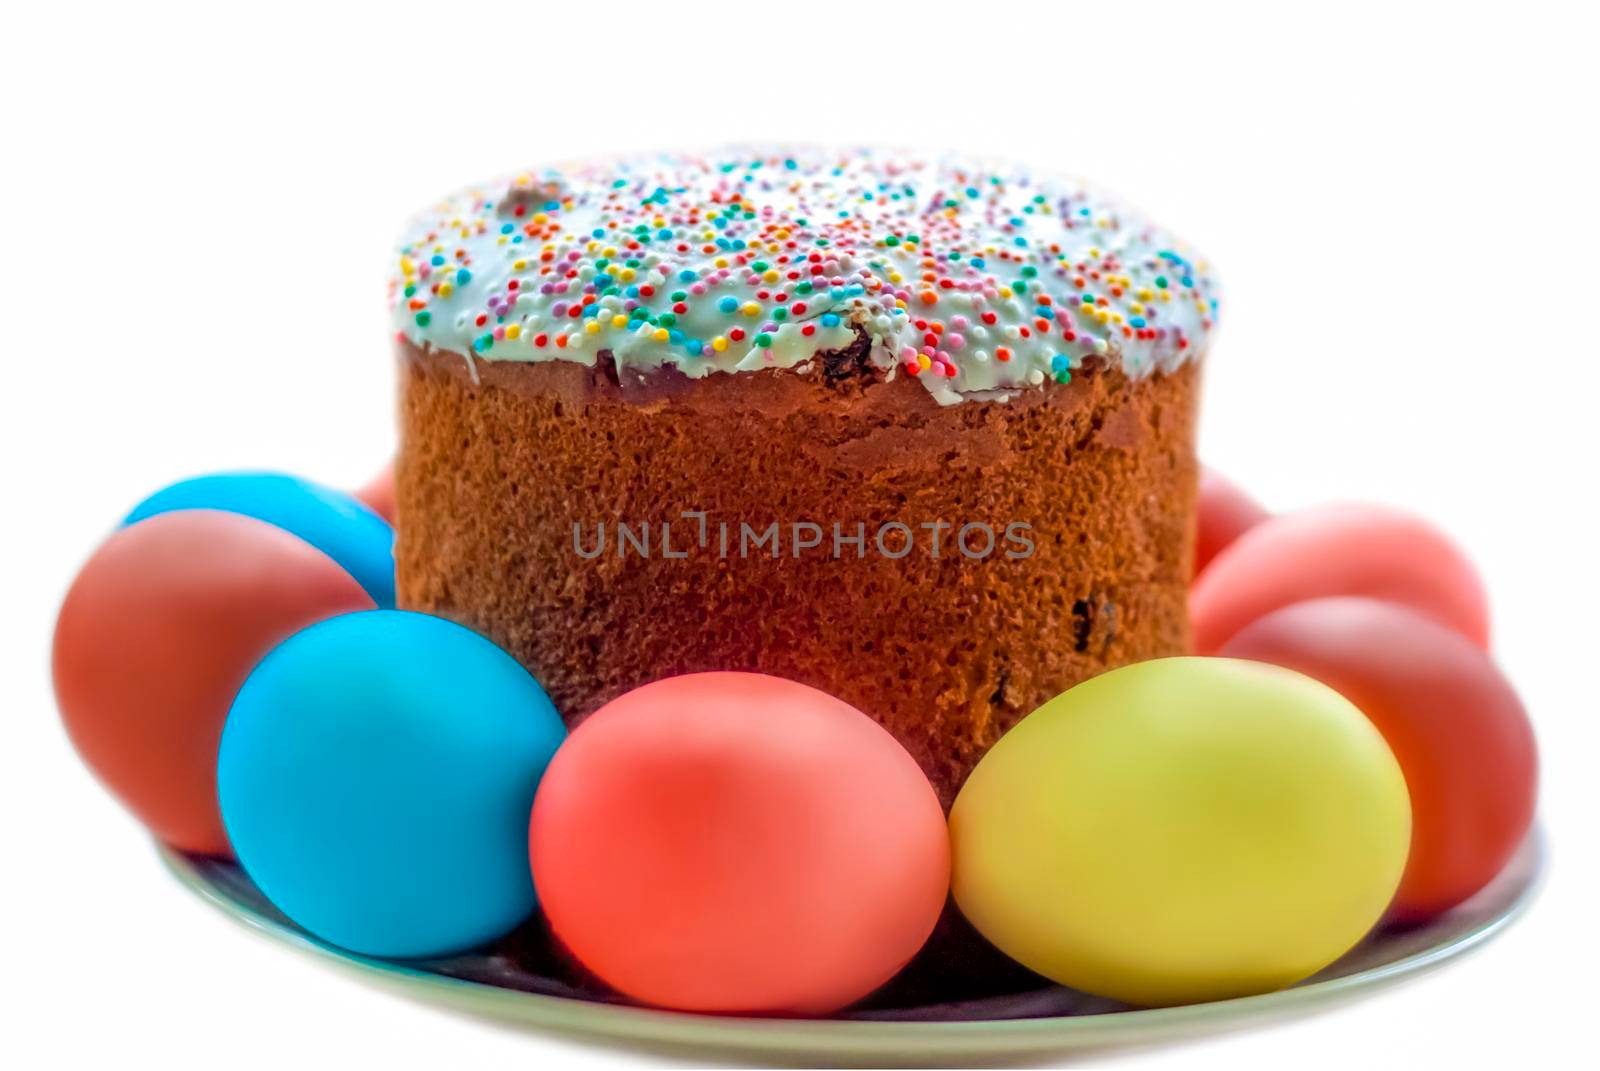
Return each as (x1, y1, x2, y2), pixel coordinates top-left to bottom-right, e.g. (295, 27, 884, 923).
(396, 343, 1199, 805)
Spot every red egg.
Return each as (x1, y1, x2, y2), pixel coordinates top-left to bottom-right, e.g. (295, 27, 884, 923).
(1194, 467, 1270, 577)
(355, 461, 396, 524)
(1190, 503, 1490, 654)
(529, 672, 950, 1014)
(1221, 597, 1536, 922)
(53, 511, 374, 855)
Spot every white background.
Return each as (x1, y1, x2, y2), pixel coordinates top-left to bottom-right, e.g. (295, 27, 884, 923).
(3, 2, 1596, 1067)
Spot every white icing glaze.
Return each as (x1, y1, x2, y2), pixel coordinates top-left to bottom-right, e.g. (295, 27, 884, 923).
(391, 149, 1217, 404)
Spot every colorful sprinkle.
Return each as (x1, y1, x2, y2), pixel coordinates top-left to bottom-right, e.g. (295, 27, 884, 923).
(391, 150, 1217, 405)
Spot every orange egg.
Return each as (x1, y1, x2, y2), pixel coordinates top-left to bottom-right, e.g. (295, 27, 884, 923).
(1222, 598, 1536, 922)
(529, 672, 949, 1014)
(1194, 466, 1270, 577)
(53, 511, 374, 855)
(1190, 503, 1490, 654)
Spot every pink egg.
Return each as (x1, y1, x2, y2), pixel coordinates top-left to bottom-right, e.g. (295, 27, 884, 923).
(1194, 467, 1270, 577)
(1222, 598, 1536, 922)
(53, 511, 375, 855)
(529, 672, 949, 1014)
(355, 461, 396, 524)
(1190, 503, 1489, 654)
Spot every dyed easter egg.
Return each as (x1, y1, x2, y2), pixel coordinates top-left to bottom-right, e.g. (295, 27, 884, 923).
(53, 511, 374, 855)
(1194, 467, 1270, 576)
(1222, 598, 1537, 922)
(125, 471, 395, 606)
(1190, 503, 1489, 654)
(950, 657, 1411, 1007)
(218, 610, 565, 958)
(356, 461, 396, 524)
(529, 672, 949, 1014)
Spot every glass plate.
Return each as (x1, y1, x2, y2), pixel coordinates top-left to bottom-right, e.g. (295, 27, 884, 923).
(159, 831, 1542, 1065)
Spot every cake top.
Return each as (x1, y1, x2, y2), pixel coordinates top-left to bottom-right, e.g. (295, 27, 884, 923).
(391, 149, 1218, 404)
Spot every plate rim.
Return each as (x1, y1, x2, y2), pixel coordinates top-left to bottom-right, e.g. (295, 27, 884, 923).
(157, 831, 1545, 1061)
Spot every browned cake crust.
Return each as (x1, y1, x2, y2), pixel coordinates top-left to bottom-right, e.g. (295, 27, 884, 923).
(396, 340, 1199, 806)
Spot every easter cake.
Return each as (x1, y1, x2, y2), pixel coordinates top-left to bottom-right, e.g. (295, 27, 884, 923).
(52, 148, 1543, 1034)
(391, 149, 1218, 805)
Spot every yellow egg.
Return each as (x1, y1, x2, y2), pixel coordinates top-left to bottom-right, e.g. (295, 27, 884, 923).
(950, 657, 1411, 1006)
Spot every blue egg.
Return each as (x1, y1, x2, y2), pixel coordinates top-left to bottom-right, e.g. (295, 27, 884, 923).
(217, 610, 566, 958)
(124, 471, 395, 606)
